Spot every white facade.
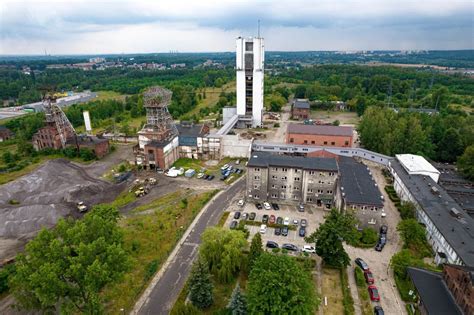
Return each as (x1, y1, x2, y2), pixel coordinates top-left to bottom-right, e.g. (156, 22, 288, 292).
(236, 36, 264, 127)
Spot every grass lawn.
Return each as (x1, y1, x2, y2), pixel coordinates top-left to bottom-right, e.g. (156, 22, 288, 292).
(186, 82, 235, 118)
(321, 267, 345, 315)
(96, 90, 128, 102)
(354, 267, 372, 315)
(310, 110, 360, 125)
(102, 189, 218, 314)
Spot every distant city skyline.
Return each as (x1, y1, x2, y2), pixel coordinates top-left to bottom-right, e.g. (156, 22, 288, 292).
(1, 0, 473, 55)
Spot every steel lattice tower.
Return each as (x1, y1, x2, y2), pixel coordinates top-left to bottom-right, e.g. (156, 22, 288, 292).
(43, 96, 76, 149)
(142, 86, 178, 141)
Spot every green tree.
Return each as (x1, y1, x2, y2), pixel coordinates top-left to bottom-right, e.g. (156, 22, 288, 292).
(246, 253, 318, 314)
(306, 209, 357, 268)
(294, 85, 307, 99)
(10, 205, 129, 314)
(397, 219, 431, 257)
(227, 283, 247, 315)
(200, 227, 246, 283)
(458, 145, 474, 180)
(360, 228, 378, 245)
(248, 233, 263, 270)
(2, 151, 14, 164)
(189, 256, 213, 309)
(437, 128, 464, 162)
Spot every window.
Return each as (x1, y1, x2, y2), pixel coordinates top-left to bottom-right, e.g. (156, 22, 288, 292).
(304, 140, 308, 144)
(272, 184, 276, 189)
(294, 186, 300, 190)
(271, 194, 277, 198)
(290, 138, 294, 143)
(318, 189, 323, 194)
(295, 169, 299, 173)
(255, 168, 260, 171)
(254, 194, 260, 199)
(281, 176, 287, 180)
(345, 141, 349, 146)
(324, 141, 328, 145)
(308, 189, 313, 193)
(254, 185, 259, 189)
(327, 190, 332, 194)
(331, 142, 335, 145)
(273, 167, 278, 171)
(281, 185, 287, 189)
(311, 141, 315, 144)
(282, 168, 288, 172)
(309, 171, 315, 175)
(307, 197, 313, 202)
(272, 175, 277, 179)
(254, 176, 260, 180)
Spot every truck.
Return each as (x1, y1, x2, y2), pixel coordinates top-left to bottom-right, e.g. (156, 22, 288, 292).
(134, 187, 149, 197)
(77, 201, 88, 213)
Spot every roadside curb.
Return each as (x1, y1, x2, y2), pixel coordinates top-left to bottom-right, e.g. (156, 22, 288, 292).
(131, 176, 245, 314)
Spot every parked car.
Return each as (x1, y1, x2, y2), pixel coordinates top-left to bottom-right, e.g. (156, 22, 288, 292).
(266, 241, 279, 249)
(299, 226, 306, 237)
(230, 220, 238, 229)
(380, 225, 388, 235)
(282, 243, 298, 252)
(283, 217, 290, 225)
(203, 174, 210, 180)
(368, 285, 380, 302)
(355, 258, 370, 271)
(276, 217, 283, 225)
(263, 202, 271, 210)
(375, 235, 387, 252)
(259, 224, 267, 234)
(271, 203, 280, 210)
(234, 211, 241, 219)
(221, 164, 229, 172)
(269, 215, 276, 224)
(262, 215, 269, 223)
(237, 199, 245, 207)
(207, 175, 215, 180)
(249, 212, 256, 221)
(298, 204, 305, 212)
(282, 226, 289, 236)
(242, 213, 248, 220)
(300, 219, 307, 227)
(373, 306, 385, 315)
(364, 270, 375, 284)
(302, 245, 316, 253)
(274, 227, 281, 236)
(197, 173, 204, 179)
(236, 168, 243, 174)
(293, 219, 299, 225)
(255, 203, 263, 210)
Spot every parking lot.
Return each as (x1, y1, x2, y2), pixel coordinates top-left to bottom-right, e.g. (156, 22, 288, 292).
(225, 201, 328, 251)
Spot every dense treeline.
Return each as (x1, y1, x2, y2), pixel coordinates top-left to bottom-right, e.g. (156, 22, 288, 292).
(358, 107, 474, 163)
(0, 67, 234, 104)
(279, 65, 473, 112)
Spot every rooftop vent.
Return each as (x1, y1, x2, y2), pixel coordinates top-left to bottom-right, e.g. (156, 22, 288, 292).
(431, 186, 439, 195)
(450, 208, 462, 219)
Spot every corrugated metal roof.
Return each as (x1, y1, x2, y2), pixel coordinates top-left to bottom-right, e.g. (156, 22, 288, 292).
(288, 124, 353, 137)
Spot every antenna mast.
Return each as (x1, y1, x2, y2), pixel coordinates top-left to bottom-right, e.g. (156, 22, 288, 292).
(258, 19, 260, 38)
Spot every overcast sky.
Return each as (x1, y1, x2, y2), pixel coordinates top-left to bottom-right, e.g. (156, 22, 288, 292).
(0, 0, 473, 55)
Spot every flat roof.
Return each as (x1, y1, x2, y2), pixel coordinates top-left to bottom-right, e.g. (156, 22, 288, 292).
(247, 152, 338, 172)
(338, 156, 384, 207)
(391, 160, 474, 266)
(408, 267, 462, 315)
(396, 154, 440, 177)
(288, 124, 353, 137)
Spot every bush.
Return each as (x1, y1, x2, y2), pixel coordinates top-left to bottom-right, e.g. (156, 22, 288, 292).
(360, 228, 378, 245)
(0, 264, 16, 294)
(274, 123, 280, 128)
(354, 267, 365, 287)
(340, 269, 355, 315)
(399, 202, 416, 220)
(144, 259, 159, 281)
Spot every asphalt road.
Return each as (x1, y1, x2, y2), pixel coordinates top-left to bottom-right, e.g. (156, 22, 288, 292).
(137, 178, 245, 314)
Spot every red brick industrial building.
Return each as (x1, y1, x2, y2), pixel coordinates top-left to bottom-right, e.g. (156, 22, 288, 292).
(286, 124, 353, 147)
(66, 135, 110, 158)
(291, 99, 310, 120)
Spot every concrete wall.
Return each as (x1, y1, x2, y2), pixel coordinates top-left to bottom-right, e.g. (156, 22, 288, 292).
(221, 135, 252, 158)
(223, 107, 237, 125)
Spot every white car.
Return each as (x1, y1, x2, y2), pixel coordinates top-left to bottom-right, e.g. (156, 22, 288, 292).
(259, 224, 267, 234)
(302, 245, 316, 253)
(293, 219, 299, 225)
(283, 217, 290, 226)
(177, 168, 185, 175)
(197, 173, 204, 179)
(263, 202, 271, 210)
(221, 164, 229, 171)
(237, 199, 245, 207)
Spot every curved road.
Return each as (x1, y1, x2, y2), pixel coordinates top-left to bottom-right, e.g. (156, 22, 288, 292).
(135, 178, 245, 314)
